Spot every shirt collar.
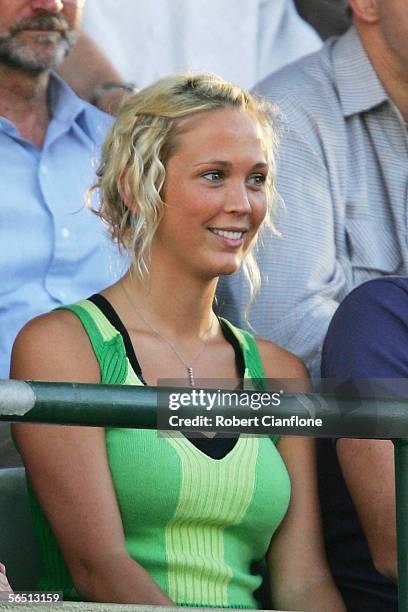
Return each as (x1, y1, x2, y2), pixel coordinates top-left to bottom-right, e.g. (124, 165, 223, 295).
(332, 26, 389, 118)
(0, 72, 86, 139)
(48, 71, 89, 126)
(0, 71, 108, 145)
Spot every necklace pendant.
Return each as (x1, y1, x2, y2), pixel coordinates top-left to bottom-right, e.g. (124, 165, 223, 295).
(187, 367, 195, 387)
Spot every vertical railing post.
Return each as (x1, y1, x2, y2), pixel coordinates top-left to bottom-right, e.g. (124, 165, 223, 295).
(395, 439, 408, 611)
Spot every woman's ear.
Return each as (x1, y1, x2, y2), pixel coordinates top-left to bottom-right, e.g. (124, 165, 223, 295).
(119, 170, 139, 212)
(348, 0, 380, 24)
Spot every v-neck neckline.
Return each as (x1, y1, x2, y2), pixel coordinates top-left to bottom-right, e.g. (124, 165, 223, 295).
(166, 430, 246, 464)
(88, 293, 244, 460)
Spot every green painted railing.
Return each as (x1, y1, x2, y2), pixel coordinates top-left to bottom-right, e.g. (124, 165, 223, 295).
(0, 380, 405, 610)
(1, 379, 408, 437)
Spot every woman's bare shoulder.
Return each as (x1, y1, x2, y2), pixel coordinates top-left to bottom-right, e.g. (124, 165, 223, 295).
(11, 309, 100, 383)
(255, 337, 309, 381)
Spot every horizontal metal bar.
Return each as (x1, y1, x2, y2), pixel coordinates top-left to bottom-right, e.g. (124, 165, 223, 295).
(0, 380, 158, 428)
(1, 380, 408, 437)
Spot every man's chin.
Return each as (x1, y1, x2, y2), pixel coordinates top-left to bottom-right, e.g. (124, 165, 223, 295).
(0, 37, 75, 72)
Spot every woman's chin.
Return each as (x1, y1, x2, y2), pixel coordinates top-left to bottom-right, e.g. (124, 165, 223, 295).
(197, 254, 244, 280)
(214, 259, 243, 278)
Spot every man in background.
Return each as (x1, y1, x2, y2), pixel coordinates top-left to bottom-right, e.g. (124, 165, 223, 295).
(0, 0, 125, 466)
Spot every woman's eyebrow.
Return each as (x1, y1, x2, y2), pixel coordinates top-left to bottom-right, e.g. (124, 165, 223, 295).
(192, 161, 268, 168)
(192, 160, 231, 167)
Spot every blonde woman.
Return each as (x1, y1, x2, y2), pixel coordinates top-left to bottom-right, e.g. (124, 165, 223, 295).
(11, 74, 344, 611)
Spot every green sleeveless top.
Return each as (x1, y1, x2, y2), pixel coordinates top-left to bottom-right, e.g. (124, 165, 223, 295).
(29, 299, 291, 608)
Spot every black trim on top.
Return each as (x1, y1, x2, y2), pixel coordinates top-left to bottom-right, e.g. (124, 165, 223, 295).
(219, 318, 246, 379)
(89, 294, 245, 381)
(88, 293, 147, 384)
(87, 293, 242, 459)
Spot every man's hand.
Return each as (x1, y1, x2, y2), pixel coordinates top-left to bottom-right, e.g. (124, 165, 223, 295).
(0, 563, 13, 593)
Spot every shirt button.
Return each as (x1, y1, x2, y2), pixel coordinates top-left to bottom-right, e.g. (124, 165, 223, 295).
(61, 227, 70, 239)
(59, 291, 67, 301)
(40, 164, 48, 175)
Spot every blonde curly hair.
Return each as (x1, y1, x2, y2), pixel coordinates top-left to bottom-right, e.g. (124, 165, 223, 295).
(93, 72, 280, 298)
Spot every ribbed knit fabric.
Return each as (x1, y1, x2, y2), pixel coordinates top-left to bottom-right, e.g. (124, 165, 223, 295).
(28, 300, 291, 607)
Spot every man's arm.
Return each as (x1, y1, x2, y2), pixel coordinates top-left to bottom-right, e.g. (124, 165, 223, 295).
(57, 32, 121, 102)
(58, 32, 134, 114)
(0, 563, 12, 593)
(336, 438, 396, 581)
(321, 277, 408, 582)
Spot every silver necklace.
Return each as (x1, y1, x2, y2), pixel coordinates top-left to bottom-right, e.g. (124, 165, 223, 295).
(120, 280, 215, 386)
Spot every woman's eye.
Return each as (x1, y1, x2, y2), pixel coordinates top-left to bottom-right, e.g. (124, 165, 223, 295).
(247, 174, 266, 186)
(202, 171, 223, 182)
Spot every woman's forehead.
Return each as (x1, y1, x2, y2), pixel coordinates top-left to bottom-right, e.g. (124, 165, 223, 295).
(171, 108, 267, 155)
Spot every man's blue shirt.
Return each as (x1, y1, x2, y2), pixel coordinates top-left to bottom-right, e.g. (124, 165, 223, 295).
(0, 73, 127, 377)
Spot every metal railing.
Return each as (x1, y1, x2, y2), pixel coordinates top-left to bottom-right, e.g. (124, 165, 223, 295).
(0, 380, 405, 610)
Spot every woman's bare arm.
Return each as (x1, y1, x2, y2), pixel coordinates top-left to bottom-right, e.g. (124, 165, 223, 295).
(11, 312, 173, 605)
(257, 341, 345, 611)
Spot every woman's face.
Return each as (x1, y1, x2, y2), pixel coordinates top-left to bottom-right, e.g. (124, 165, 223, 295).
(153, 107, 269, 280)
